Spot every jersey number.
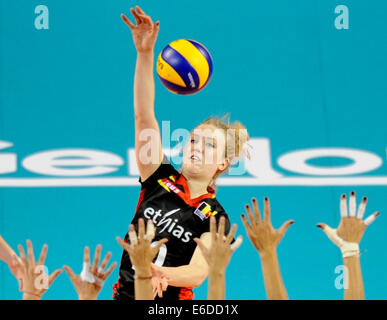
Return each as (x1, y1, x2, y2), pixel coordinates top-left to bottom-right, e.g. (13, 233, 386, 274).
(152, 241, 167, 266)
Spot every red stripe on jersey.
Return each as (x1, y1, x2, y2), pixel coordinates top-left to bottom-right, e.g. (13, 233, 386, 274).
(179, 287, 194, 300)
(169, 174, 216, 207)
(135, 188, 146, 212)
(112, 276, 121, 299)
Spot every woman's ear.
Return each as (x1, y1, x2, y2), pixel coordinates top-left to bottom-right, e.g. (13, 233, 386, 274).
(218, 158, 230, 172)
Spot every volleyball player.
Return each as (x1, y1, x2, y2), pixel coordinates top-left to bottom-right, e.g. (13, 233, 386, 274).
(12, 240, 62, 300)
(241, 193, 379, 300)
(317, 191, 380, 300)
(194, 216, 242, 300)
(64, 245, 117, 300)
(117, 218, 168, 300)
(113, 6, 249, 300)
(241, 197, 294, 300)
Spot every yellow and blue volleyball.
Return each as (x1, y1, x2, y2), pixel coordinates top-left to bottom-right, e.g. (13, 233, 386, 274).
(156, 39, 213, 95)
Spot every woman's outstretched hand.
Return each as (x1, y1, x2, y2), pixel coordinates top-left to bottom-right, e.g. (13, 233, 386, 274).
(194, 216, 242, 273)
(317, 191, 379, 300)
(117, 219, 168, 300)
(241, 197, 294, 255)
(240, 197, 292, 300)
(194, 216, 242, 300)
(16, 240, 62, 300)
(121, 6, 160, 53)
(317, 191, 379, 255)
(63, 245, 117, 300)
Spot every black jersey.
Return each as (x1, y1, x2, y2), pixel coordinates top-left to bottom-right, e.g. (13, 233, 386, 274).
(113, 155, 231, 300)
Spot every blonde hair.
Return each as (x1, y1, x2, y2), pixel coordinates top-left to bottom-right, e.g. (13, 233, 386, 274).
(200, 114, 249, 190)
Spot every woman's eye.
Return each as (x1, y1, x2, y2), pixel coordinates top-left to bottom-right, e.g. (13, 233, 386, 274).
(191, 139, 197, 143)
(206, 142, 215, 148)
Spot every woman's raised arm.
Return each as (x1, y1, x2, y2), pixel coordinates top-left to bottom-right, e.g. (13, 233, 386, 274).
(121, 6, 163, 181)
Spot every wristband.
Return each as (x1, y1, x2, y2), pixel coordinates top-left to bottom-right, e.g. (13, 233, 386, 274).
(341, 242, 360, 258)
(134, 274, 152, 280)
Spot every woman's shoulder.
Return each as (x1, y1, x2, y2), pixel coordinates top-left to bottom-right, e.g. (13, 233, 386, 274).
(139, 154, 180, 187)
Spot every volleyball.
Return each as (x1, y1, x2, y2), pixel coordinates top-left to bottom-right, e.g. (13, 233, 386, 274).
(156, 39, 213, 95)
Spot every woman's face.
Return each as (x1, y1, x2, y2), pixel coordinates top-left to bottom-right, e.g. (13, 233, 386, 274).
(181, 124, 229, 181)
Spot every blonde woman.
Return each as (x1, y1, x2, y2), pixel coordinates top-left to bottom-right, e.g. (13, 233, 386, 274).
(113, 6, 249, 300)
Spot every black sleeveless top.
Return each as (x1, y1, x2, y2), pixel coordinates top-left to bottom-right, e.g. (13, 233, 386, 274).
(113, 156, 231, 300)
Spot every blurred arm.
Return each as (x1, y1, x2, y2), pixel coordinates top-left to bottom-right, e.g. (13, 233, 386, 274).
(343, 256, 364, 300)
(260, 248, 288, 300)
(0, 235, 17, 264)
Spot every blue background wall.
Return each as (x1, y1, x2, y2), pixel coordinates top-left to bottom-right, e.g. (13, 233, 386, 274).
(0, 0, 386, 299)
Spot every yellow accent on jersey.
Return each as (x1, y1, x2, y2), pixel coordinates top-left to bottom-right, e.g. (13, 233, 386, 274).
(158, 179, 171, 192)
(201, 205, 211, 215)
